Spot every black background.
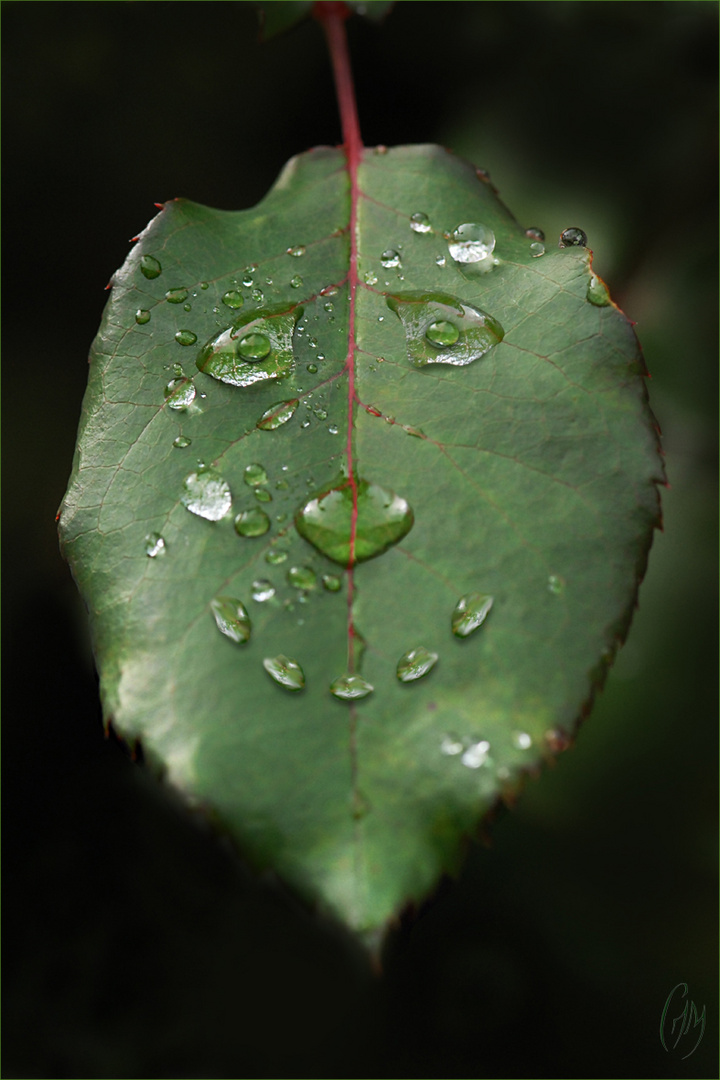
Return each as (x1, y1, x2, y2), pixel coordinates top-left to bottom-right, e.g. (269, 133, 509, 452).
(3, 3, 718, 1078)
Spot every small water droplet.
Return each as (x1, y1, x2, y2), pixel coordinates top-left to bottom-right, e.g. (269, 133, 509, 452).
(321, 285, 338, 297)
(181, 468, 232, 520)
(440, 734, 464, 756)
(265, 548, 288, 565)
(295, 478, 413, 566)
(140, 255, 162, 279)
(173, 435, 192, 448)
(364, 270, 379, 285)
(263, 655, 305, 691)
(425, 320, 460, 347)
(323, 301, 334, 312)
(586, 274, 611, 306)
(252, 579, 276, 602)
(313, 407, 328, 420)
(380, 249, 401, 268)
(330, 674, 373, 701)
(461, 740, 490, 768)
(547, 574, 565, 595)
(476, 167, 490, 181)
(234, 508, 271, 537)
(135, 308, 151, 324)
(396, 646, 438, 682)
(451, 593, 493, 637)
(435, 255, 446, 267)
(200, 282, 209, 290)
(251, 288, 264, 303)
(512, 731, 532, 750)
(210, 596, 251, 644)
(559, 227, 587, 248)
(306, 363, 318, 374)
(529, 242, 545, 258)
(328, 423, 339, 435)
(144, 532, 165, 557)
(175, 330, 197, 346)
(287, 244, 306, 257)
(301, 420, 311, 429)
(448, 223, 495, 264)
(164, 377, 196, 410)
(525, 227, 545, 241)
(256, 399, 299, 430)
(322, 573, 342, 592)
(387, 292, 504, 368)
(290, 275, 303, 289)
(183, 303, 192, 312)
(222, 289, 244, 309)
(244, 463, 268, 487)
(307, 336, 318, 348)
(242, 274, 254, 288)
(287, 565, 317, 590)
(254, 488, 272, 503)
(197, 305, 301, 388)
(410, 211, 431, 233)
(545, 728, 572, 753)
(165, 287, 188, 304)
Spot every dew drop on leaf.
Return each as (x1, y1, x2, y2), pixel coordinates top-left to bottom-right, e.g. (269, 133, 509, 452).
(196, 305, 302, 389)
(252, 579, 276, 602)
(244, 463, 268, 487)
(321, 573, 342, 592)
(254, 489, 272, 503)
(364, 270, 378, 285)
(529, 242, 545, 258)
(222, 289, 244, 310)
(210, 596, 251, 644)
(559, 227, 587, 248)
(175, 330, 197, 346)
(265, 548, 288, 565)
(440, 734, 464, 756)
(263, 655, 305, 691)
(330, 674, 374, 701)
(234, 508, 271, 537)
(295, 478, 414, 566)
(287, 565, 317, 590)
(164, 377, 196, 410)
(451, 593, 494, 637)
(172, 435, 192, 448)
(380, 249, 401, 268)
(287, 245, 306, 257)
(396, 647, 438, 683)
(435, 255, 446, 267)
(256, 399, 299, 430)
(525, 227, 545, 241)
(135, 308, 151, 324)
(586, 274, 611, 306)
(144, 532, 165, 557)
(512, 731, 533, 750)
(237, 333, 271, 360)
(425, 320, 460, 347)
(181, 468, 232, 521)
(140, 255, 162, 279)
(251, 288, 264, 303)
(547, 574, 565, 595)
(387, 292, 504, 368)
(307, 363, 318, 374)
(410, 212, 431, 233)
(447, 223, 495, 264)
(461, 740, 490, 768)
(328, 424, 339, 435)
(165, 288, 188, 304)
(290, 275, 303, 289)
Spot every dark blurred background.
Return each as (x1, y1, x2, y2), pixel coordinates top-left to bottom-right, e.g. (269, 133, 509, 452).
(2, 2, 717, 1077)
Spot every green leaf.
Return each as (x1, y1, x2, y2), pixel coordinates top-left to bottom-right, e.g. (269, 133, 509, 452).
(59, 145, 663, 940)
(255, 1, 313, 41)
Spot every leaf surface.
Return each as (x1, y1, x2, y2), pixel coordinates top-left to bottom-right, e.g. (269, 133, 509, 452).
(59, 145, 663, 937)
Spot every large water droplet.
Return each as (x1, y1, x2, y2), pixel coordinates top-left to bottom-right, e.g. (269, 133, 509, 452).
(263, 655, 305, 691)
(234, 508, 271, 537)
(135, 308, 151, 324)
(461, 740, 490, 768)
(410, 212, 431, 233)
(387, 292, 504, 368)
(380, 249, 401, 268)
(222, 289, 244, 309)
(210, 596, 251, 644)
(166, 287, 188, 304)
(330, 674, 373, 701)
(244, 463, 268, 487)
(173, 435, 192, 448)
(196, 304, 301, 388)
(287, 565, 317, 590)
(256, 399, 299, 430)
(396, 646, 438, 682)
(252, 579, 276, 602)
(295, 477, 413, 566)
(164, 377, 196, 410)
(144, 532, 165, 557)
(559, 227, 587, 248)
(451, 593, 493, 637)
(175, 330, 197, 346)
(586, 274, 611, 306)
(181, 468, 232, 521)
(448, 223, 495, 263)
(140, 255, 162, 279)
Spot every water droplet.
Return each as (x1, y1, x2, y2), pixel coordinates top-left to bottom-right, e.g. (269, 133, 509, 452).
(323, 301, 334, 312)
(322, 573, 342, 592)
(175, 330, 197, 346)
(410, 212, 431, 233)
(440, 734, 464, 756)
(234, 508, 271, 537)
(547, 574, 565, 595)
(287, 245, 306, 257)
(222, 289, 244, 309)
(396, 647, 438, 682)
(380, 249, 401, 268)
(265, 548, 288, 565)
(252, 579, 276, 602)
(425, 320, 460, 347)
(287, 565, 317, 590)
(251, 288, 264, 303)
(448, 223, 495, 264)
(301, 420, 310, 429)
(313, 407, 328, 421)
(254, 488, 272, 503)
(512, 731, 532, 750)
(210, 596, 251, 644)
(242, 273, 254, 288)
(256, 399, 299, 430)
(295, 477, 413, 566)
(462, 740, 490, 768)
(308, 336, 318, 348)
(559, 227, 587, 248)
(200, 282, 209, 290)
(165, 287, 188, 304)
(144, 532, 165, 557)
(140, 255, 162, 279)
(476, 167, 491, 181)
(183, 303, 192, 312)
(320, 285, 338, 297)
(330, 674, 373, 701)
(529, 242, 545, 258)
(435, 255, 446, 267)
(545, 728, 572, 753)
(328, 423, 339, 435)
(306, 363, 318, 374)
(164, 377, 196, 410)
(263, 655, 305, 691)
(387, 292, 504, 368)
(290, 275, 303, 289)
(451, 593, 493, 637)
(364, 270, 379, 285)
(586, 274, 611, 306)
(525, 227, 545, 241)
(196, 304, 301, 388)
(244, 463, 268, 487)
(173, 435, 192, 448)
(181, 468, 232, 521)
(135, 308, 151, 324)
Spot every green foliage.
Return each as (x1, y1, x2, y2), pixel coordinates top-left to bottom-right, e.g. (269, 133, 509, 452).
(59, 137, 662, 937)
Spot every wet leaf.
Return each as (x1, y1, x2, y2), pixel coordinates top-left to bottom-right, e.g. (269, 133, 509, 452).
(59, 145, 663, 942)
